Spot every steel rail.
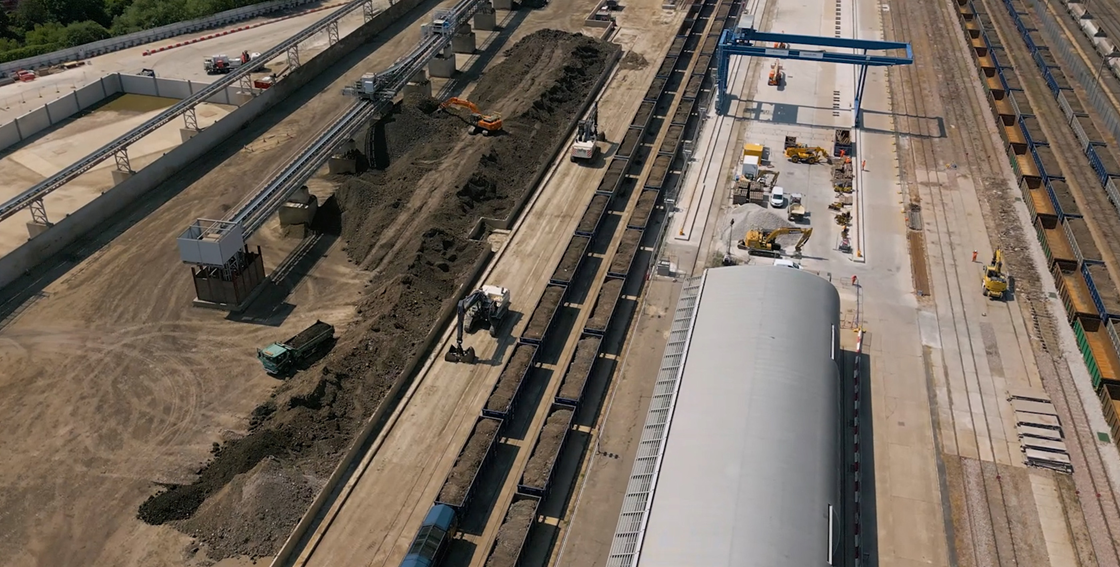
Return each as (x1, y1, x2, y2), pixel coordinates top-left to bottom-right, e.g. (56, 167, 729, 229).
(0, 0, 376, 224)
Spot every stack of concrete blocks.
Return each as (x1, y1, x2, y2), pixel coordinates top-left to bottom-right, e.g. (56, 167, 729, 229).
(404, 69, 432, 98)
(279, 185, 319, 238)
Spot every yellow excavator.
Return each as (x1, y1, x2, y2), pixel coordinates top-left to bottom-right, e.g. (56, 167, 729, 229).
(439, 97, 503, 135)
(785, 145, 830, 164)
(738, 227, 813, 258)
(982, 249, 1008, 300)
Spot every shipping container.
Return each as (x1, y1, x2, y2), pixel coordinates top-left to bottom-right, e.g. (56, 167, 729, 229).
(1048, 179, 1080, 218)
(1083, 263, 1120, 320)
(1073, 316, 1120, 390)
(1098, 383, 1120, 448)
(1064, 217, 1102, 264)
(1036, 215, 1077, 268)
(1053, 263, 1097, 321)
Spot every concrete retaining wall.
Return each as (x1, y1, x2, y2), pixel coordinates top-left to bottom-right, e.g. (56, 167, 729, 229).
(0, 0, 319, 76)
(0, 74, 244, 152)
(0, 0, 406, 290)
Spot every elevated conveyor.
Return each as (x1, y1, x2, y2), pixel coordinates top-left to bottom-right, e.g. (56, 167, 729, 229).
(177, 0, 491, 307)
(0, 0, 381, 224)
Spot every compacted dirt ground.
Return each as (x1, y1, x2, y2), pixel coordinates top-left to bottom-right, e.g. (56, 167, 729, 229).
(134, 29, 614, 560)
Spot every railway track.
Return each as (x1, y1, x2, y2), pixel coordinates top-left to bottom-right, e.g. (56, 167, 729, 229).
(407, 1, 745, 565)
(882, 0, 1120, 562)
(881, 1, 1043, 565)
(978, 4, 1120, 556)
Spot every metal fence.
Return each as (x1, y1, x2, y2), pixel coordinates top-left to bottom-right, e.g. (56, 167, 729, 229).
(0, 0, 319, 77)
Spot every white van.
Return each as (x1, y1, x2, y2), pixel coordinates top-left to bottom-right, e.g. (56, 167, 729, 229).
(769, 186, 785, 208)
(774, 259, 801, 269)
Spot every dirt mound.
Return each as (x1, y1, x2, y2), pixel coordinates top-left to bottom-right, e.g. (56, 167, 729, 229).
(174, 457, 320, 561)
(138, 29, 615, 560)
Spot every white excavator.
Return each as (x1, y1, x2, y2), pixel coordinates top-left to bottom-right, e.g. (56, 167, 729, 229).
(570, 102, 601, 162)
(445, 285, 511, 364)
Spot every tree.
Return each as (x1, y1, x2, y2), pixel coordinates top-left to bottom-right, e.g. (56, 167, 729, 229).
(14, 0, 53, 29)
(23, 22, 65, 46)
(64, 21, 110, 47)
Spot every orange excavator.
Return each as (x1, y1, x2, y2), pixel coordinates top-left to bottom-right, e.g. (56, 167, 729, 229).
(438, 97, 503, 136)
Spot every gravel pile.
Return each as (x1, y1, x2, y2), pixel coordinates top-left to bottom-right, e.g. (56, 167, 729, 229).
(138, 30, 615, 560)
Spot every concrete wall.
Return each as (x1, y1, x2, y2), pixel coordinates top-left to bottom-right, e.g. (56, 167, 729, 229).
(0, 0, 319, 76)
(0, 0, 413, 290)
(0, 74, 244, 152)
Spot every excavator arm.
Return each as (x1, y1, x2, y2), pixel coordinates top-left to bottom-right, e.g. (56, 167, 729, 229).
(760, 227, 813, 255)
(445, 291, 483, 364)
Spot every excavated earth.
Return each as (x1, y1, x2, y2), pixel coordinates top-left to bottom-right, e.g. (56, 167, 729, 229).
(521, 407, 573, 490)
(137, 29, 615, 560)
(438, 417, 501, 506)
(486, 499, 539, 567)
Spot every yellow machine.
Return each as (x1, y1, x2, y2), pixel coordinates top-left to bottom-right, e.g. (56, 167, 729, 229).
(768, 60, 784, 86)
(439, 97, 503, 135)
(982, 249, 1009, 299)
(785, 146, 829, 164)
(738, 227, 813, 258)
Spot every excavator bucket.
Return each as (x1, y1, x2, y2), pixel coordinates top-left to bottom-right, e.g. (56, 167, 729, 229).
(445, 345, 477, 364)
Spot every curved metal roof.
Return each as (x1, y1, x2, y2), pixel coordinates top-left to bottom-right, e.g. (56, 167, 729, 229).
(615, 266, 842, 567)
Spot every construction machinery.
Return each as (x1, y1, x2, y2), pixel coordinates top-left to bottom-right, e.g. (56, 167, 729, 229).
(738, 227, 813, 258)
(257, 320, 335, 375)
(785, 145, 830, 164)
(204, 51, 260, 74)
(835, 211, 851, 225)
(139, 68, 156, 77)
(982, 249, 1009, 299)
(768, 59, 784, 86)
(787, 193, 806, 222)
(439, 97, 503, 136)
(445, 285, 512, 363)
(571, 101, 600, 162)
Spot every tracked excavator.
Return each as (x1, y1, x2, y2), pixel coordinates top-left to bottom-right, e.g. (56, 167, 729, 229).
(445, 285, 512, 363)
(738, 227, 813, 258)
(439, 97, 503, 136)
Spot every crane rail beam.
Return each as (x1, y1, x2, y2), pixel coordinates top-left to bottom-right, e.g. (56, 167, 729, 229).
(0, 0, 377, 224)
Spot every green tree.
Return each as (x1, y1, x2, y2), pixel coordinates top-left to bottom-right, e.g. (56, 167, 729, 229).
(24, 22, 65, 46)
(64, 21, 110, 47)
(104, 0, 135, 20)
(14, 0, 53, 29)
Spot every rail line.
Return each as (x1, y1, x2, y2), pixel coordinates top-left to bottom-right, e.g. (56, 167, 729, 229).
(882, 0, 1034, 564)
(893, 0, 1120, 562)
(0, 0, 377, 223)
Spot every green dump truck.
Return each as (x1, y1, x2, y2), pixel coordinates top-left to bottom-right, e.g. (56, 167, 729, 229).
(257, 320, 334, 375)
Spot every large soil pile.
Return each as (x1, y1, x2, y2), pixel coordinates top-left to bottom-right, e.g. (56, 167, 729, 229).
(137, 30, 615, 561)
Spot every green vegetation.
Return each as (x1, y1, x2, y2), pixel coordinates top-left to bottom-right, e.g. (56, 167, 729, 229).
(0, 0, 275, 64)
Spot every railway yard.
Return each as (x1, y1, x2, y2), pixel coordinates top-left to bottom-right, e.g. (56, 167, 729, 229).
(6, 0, 1120, 563)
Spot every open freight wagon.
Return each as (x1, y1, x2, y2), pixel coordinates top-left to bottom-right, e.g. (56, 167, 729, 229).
(435, 416, 503, 513)
(517, 403, 575, 498)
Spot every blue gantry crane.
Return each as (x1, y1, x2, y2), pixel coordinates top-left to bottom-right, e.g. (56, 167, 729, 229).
(717, 14, 913, 127)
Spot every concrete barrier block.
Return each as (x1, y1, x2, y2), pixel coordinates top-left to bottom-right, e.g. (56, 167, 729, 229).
(452, 31, 476, 54)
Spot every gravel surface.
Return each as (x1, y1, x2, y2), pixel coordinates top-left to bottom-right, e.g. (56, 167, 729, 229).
(524, 286, 565, 342)
(558, 337, 601, 402)
(438, 417, 500, 507)
(522, 408, 573, 489)
(611, 229, 641, 275)
(486, 344, 536, 415)
(587, 279, 623, 332)
(486, 499, 538, 567)
(553, 236, 590, 284)
(137, 29, 614, 558)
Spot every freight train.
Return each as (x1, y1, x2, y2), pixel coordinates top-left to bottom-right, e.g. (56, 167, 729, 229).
(400, 504, 458, 567)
